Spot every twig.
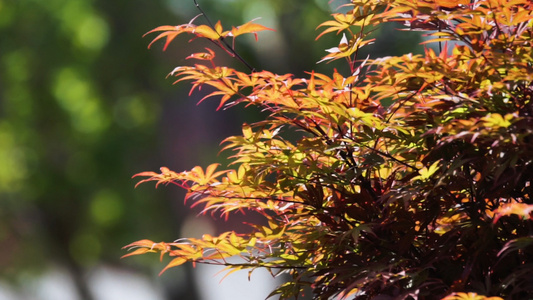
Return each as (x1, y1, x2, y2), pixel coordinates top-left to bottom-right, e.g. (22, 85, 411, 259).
(193, 0, 256, 72)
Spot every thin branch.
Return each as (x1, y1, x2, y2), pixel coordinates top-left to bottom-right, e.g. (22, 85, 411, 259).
(360, 143, 420, 171)
(197, 260, 308, 269)
(193, 0, 256, 72)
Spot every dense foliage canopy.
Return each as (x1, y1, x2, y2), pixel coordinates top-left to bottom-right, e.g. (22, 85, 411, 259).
(125, 0, 533, 299)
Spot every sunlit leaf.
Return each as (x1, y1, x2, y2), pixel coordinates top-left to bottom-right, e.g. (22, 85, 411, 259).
(230, 20, 274, 40)
(493, 203, 533, 223)
(442, 292, 503, 300)
(159, 257, 188, 275)
(412, 161, 440, 181)
(128, 0, 533, 298)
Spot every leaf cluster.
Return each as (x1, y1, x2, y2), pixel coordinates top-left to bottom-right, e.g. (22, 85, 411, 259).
(124, 0, 533, 299)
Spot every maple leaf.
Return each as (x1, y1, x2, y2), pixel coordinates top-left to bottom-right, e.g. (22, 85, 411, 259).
(144, 25, 192, 50)
(128, 0, 533, 298)
(188, 164, 228, 185)
(132, 167, 180, 188)
(493, 203, 533, 223)
(442, 292, 503, 300)
(186, 48, 216, 61)
(230, 19, 275, 40)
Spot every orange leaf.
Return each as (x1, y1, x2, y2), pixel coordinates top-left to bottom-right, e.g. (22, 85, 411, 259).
(120, 247, 153, 259)
(231, 20, 275, 40)
(493, 203, 533, 223)
(434, 0, 470, 9)
(121, 239, 162, 258)
(186, 48, 216, 61)
(442, 292, 503, 300)
(159, 257, 188, 275)
(133, 167, 180, 188)
(122, 239, 158, 249)
(144, 25, 189, 51)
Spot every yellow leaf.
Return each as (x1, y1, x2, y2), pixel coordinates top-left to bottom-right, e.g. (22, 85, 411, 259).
(280, 253, 299, 260)
(412, 161, 440, 181)
(194, 24, 223, 40)
(482, 113, 513, 128)
(242, 123, 253, 139)
(214, 20, 223, 35)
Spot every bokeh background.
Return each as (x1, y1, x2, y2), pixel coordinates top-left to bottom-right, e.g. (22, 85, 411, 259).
(0, 0, 422, 299)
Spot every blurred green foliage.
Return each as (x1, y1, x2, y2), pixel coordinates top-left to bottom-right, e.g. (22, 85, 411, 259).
(0, 0, 421, 299)
(0, 0, 183, 294)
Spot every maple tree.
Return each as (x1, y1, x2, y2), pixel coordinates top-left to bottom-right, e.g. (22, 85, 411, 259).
(123, 0, 533, 299)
